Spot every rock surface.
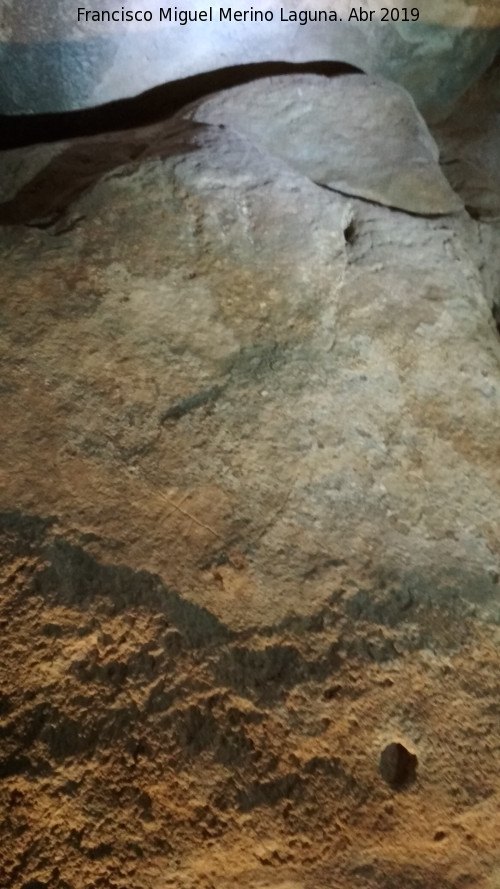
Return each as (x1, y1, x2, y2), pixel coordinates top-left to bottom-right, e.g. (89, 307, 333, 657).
(0, 1, 499, 116)
(191, 73, 463, 214)
(1, 69, 500, 889)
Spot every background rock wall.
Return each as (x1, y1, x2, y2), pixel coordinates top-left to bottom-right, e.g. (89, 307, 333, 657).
(0, 1, 499, 116)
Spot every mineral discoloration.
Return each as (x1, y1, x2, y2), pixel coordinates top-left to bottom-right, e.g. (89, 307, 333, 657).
(1, 511, 500, 889)
(1, 61, 500, 889)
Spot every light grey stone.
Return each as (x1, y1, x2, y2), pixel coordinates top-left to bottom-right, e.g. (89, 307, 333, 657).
(1, 69, 499, 626)
(191, 73, 464, 215)
(0, 1, 499, 117)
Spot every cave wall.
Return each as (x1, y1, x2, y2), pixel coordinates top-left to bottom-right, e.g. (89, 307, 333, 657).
(1, 0, 500, 118)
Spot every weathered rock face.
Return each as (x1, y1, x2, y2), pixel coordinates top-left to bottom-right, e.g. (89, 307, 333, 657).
(0, 0, 499, 117)
(191, 73, 464, 215)
(1, 68, 500, 889)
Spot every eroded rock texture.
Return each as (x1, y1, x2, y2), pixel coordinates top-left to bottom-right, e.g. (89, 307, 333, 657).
(191, 73, 463, 214)
(0, 68, 500, 889)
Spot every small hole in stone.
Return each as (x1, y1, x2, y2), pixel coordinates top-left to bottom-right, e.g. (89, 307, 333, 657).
(465, 204, 481, 221)
(379, 742, 417, 789)
(433, 830, 447, 842)
(343, 219, 357, 244)
(492, 301, 500, 335)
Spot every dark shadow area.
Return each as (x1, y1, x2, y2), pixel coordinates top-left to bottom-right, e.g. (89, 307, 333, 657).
(0, 60, 361, 227)
(0, 509, 234, 648)
(0, 59, 360, 150)
(0, 117, 205, 226)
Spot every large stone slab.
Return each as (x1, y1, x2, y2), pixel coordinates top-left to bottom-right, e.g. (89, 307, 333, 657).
(191, 73, 463, 215)
(0, 80, 499, 629)
(1, 61, 500, 889)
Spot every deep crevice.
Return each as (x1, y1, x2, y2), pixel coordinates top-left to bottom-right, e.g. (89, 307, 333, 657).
(0, 60, 361, 150)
